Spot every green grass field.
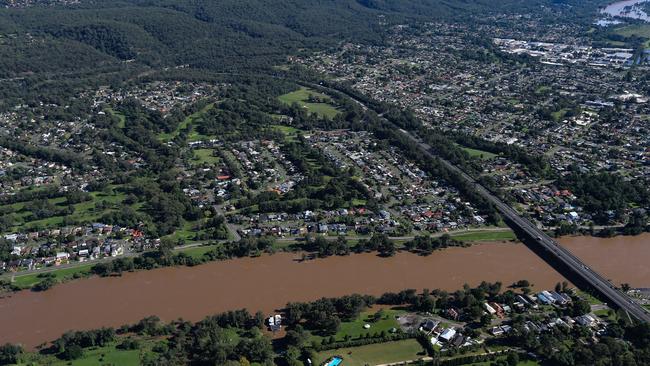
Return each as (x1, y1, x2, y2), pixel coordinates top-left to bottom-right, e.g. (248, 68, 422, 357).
(451, 229, 516, 242)
(187, 129, 215, 142)
(165, 219, 205, 242)
(106, 108, 126, 129)
(460, 146, 498, 160)
(178, 244, 219, 259)
(593, 308, 618, 322)
(159, 103, 215, 142)
(17, 343, 143, 366)
(3, 185, 128, 233)
(576, 290, 604, 306)
(551, 108, 569, 122)
(272, 124, 303, 142)
(309, 309, 404, 343)
(52, 346, 140, 366)
(314, 339, 426, 366)
(278, 87, 340, 119)
(461, 357, 539, 366)
(612, 24, 650, 47)
(192, 148, 221, 165)
(11, 264, 94, 289)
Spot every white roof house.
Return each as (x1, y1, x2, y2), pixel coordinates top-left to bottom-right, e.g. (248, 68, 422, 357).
(440, 328, 457, 342)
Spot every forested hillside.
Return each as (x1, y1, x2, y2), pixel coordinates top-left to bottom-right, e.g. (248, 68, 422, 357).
(0, 0, 604, 109)
(0, 0, 562, 77)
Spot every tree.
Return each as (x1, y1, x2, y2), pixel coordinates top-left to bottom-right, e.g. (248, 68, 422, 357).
(480, 313, 492, 326)
(61, 344, 84, 360)
(334, 235, 350, 255)
(375, 234, 396, 257)
(32, 277, 57, 292)
(235, 337, 273, 363)
(372, 309, 385, 322)
(284, 346, 302, 366)
(506, 352, 519, 366)
(513, 280, 530, 288)
(569, 298, 591, 317)
(158, 237, 176, 259)
(285, 325, 307, 347)
(0, 344, 22, 365)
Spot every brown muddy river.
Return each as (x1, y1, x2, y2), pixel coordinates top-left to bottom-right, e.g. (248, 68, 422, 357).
(558, 233, 650, 287)
(1, 233, 649, 348)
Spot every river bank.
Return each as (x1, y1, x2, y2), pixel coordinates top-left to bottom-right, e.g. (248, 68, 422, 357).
(600, 0, 650, 22)
(1, 233, 648, 349)
(0, 241, 562, 349)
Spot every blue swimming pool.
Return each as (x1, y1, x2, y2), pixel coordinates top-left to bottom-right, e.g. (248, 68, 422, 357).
(326, 357, 343, 366)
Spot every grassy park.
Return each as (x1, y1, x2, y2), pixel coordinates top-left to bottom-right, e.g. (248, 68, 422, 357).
(313, 339, 426, 366)
(16, 342, 146, 366)
(612, 24, 650, 47)
(309, 309, 404, 343)
(2, 185, 129, 233)
(451, 229, 517, 242)
(49, 345, 140, 366)
(278, 87, 340, 118)
(460, 146, 498, 160)
(10, 264, 94, 289)
(159, 103, 215, 142)
(192, 148, 221, 165)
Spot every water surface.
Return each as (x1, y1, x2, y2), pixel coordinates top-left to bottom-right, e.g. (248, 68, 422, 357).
(601, 0, 650, 22)
(1, 233, 649, 349)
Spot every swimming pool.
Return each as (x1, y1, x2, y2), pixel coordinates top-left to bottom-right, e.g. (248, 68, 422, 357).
(325, 357, 343, 366)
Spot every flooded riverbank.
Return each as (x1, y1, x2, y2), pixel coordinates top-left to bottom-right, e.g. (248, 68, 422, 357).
(1, 233, 648, 349)
(0, 241, 563, 348)
(600, 0, 650, 23)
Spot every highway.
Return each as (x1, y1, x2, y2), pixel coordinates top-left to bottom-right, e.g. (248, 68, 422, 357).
(310, 80, 650, 323)
(398, 130, 650, 323)
(215, 76, 650, 322)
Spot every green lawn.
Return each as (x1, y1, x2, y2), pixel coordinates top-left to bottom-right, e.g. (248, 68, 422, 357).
(612, 24, 650, 47)
(313, 339, 426, 366)
(165, 219, 205, 242)
(16, 343, 144, 366)
(159, 103, 215, 142)
(594, 308, 618, 322)
(11, 264, 94, 289)
(278, 87, 340, 119)
(451, 229, 516, 242)
(551, 108, 569, 122)
(461, 357, 539, 366)
(272, 124, 303, 142)
(51, 346, 140, 366)
(19, 334, 236, 366)
(178, 244, 219, 259)
(106, 108, 126, 129)
(5, 185, 126, 232)
(187, 129, 216, 142)
(576, 290, 604, 305)
(458, 145, 497, 160)
(309, 309, 404, 343)
(5, 185, 128, 233)
(192, 148, 221, 165)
